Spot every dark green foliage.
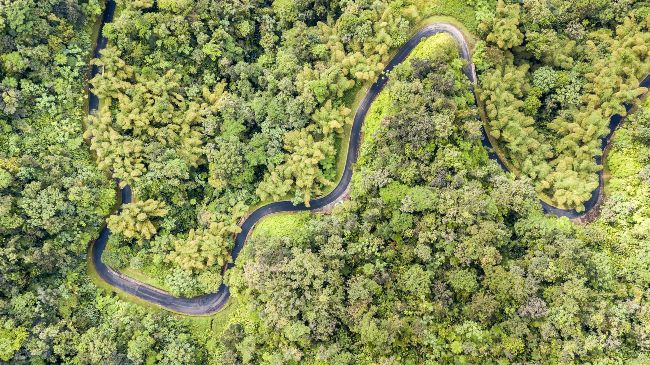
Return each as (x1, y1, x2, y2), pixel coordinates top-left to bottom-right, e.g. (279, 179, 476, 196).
(0, 0, 112, 293)
(0, 2, 212, 363)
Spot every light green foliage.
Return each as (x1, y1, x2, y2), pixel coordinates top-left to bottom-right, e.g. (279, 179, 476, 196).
(256, 127, 336, 205)
(251, 212, 311, 241)
(167, 221, 240, 271)
(483, 0, 524, 49)
(478, 1, 650, 211)
(0, 320, 27, 361)
(479, 58, 553, 182)
(409, 33, 458, 61)
(207, 135, 266, 191)
(158, 0, 193, 13)
(272, 0, 298, 26)
(312, 100, 352, 135)
(107, 199, 168, 241)
(600, 98, 650, 229)
(87, 48, 223, 186)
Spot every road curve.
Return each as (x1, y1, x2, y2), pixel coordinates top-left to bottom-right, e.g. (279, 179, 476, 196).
(481, 73, 650, 219)
(88, 1, 649, 314)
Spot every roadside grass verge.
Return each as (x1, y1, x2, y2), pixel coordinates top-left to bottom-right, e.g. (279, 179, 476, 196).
(251, 211, 311, 240)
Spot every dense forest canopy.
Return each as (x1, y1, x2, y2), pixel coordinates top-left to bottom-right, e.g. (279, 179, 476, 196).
(218, 32, 650, 363)
(0, 0, 649, 363)
(89, 0, 439, 296)
(0, 1, 204, 363)
(476, 0, 650, 211)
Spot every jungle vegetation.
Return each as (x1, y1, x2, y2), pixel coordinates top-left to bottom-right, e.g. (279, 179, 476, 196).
(1, 0, 649, 364)
(476, 0, 650, 211)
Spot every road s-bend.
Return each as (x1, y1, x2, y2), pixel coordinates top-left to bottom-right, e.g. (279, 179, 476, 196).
(87, 1, 650, 315)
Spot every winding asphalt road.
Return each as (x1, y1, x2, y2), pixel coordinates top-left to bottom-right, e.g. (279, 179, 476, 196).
(88, 1, 650, 314)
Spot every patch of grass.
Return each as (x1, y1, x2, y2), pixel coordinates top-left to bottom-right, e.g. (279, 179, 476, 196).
(415, 0, 478, 32)
(251, 211, 311, 240)
(181, 296, 243, 354)
(331, 88, 361, 184)
(604, 97, 650, 195)
(362, 91, 390, 148)
(120, 266, 171, 292)
(409, 33, 458, 60)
